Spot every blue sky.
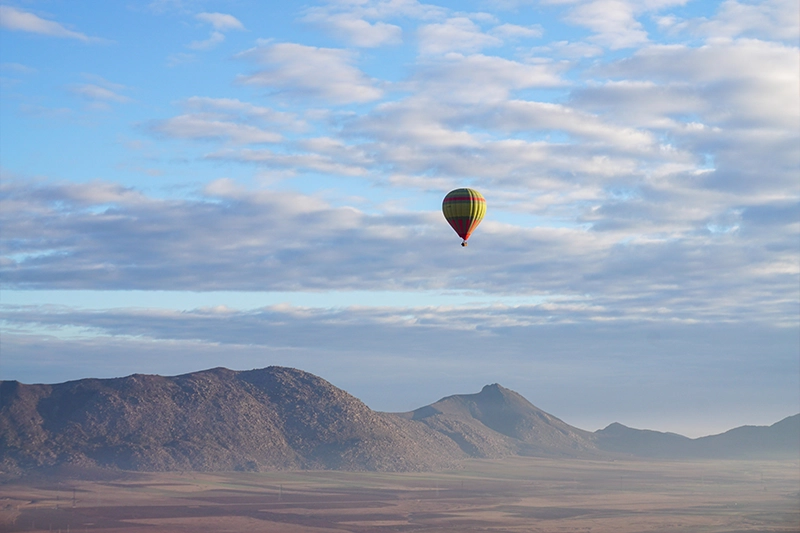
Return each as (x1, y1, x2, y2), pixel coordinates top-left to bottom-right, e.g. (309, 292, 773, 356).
(1, 0, 798, 438)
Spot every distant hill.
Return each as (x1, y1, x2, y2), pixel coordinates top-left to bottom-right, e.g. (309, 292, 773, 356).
(594, 415, 800, 459)
(399, 384, 598, 458)
(1, 367, 797, 476)
(593, 423, 696, 458)
(693, 414, 800, 459)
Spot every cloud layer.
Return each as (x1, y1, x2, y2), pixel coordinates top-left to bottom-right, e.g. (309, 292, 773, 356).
(2, 174, 796, 327)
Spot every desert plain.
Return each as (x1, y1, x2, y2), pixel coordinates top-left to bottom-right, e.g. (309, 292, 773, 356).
(1, 457, 798, 533)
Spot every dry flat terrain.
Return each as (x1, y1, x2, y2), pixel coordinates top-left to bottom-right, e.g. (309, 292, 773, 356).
(1, 458, 798, 533)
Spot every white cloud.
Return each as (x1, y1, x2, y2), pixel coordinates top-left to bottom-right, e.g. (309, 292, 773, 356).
(462, 100, 658, 152)
(195, 12, 245, 31)
(693, 0, 799, 41)
(184, 97, 307, 130)
(303, 0, 447, 27)
(412, 53, 567, 103)
(490, 23, 543, 39)
(555, 0, 796, 51)
(304, 12, 403, 47)
(298, 0, 456, 47)
(150, 114, 283, 144)
(1, 62, 37, 74)
(418, 17, 503, 55)
(70, 84, 131, 103)
(68, 76, 131, 110)
(0, 5, 96, 42)
(166, 52, 196, 66)
(207, 145, 372, 177)
(533, 40, 604, 58)
(188, 30, 225, 50)
(188, 12, 244, 50)
(236, 42, 383, 104)
(566, 0, 649, 49)
(551, 0, 688, 49)
(587, 38, 800, 193)
(148, 97, 308, 144)
(347, 98, 655, 188)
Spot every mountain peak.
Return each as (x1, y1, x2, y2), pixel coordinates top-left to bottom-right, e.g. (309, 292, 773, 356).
(600, 422, 630, 432)
(478, 383, 511, 398)
(405, 382, 596, 458)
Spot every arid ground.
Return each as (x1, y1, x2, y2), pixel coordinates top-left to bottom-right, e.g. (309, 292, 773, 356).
(1, 457, 798, 532)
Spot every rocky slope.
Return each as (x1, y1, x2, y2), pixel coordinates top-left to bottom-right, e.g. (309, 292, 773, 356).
(0, 367, 465, 474)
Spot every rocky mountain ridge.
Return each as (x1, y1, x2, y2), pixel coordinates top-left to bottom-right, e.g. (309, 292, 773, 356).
(0, 367, 464, 475)
(1, 366, 797, 476)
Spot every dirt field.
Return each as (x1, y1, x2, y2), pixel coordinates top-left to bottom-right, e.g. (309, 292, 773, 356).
(1, 457, 798, 532)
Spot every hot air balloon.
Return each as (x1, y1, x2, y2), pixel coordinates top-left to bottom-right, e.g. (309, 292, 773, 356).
(442, 188, 486, 246)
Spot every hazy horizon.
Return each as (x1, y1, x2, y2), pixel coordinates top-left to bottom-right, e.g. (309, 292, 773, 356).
(1, 0, 798, 440)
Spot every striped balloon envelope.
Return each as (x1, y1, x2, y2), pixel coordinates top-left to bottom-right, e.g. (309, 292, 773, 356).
(442, 188, 486, 246)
